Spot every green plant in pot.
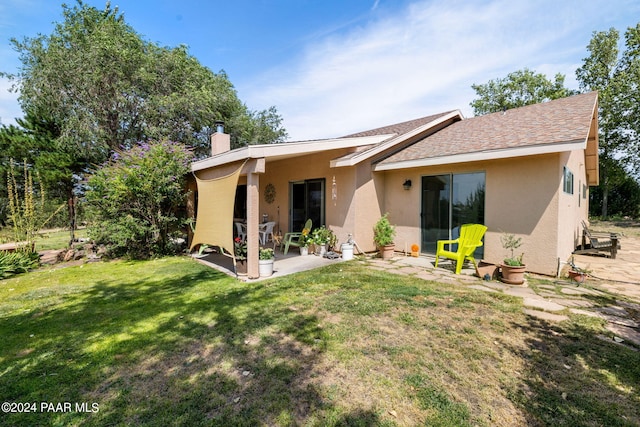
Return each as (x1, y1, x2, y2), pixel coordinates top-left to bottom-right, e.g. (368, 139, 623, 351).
(373, 213, 396, 260)
(258, 247, 274, 277)
(500, 233, 526, 284)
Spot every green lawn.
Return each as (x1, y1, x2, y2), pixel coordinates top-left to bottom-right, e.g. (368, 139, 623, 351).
(1, 257, 638, 426)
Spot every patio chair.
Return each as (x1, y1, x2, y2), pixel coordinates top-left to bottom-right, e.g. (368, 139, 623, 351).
(234, 222, 247, 242)
(434, 224, 488, 274)
(574, 220, 620, 259)
(280, 219, 312, 255)
(259, 221, 276, 245)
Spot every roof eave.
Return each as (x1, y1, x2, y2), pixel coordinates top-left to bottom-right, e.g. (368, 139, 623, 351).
(191, 134, 393, 172)
(373, 139, 588, 171)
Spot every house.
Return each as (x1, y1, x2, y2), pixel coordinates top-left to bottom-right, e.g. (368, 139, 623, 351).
(188, 92, 599, 278)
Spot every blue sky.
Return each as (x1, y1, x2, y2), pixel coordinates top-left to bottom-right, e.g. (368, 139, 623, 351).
(1, 0, 639, 141)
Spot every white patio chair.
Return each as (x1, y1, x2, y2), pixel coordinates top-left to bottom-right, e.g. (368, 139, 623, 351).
(259, 221, 276, 245)
(234, 222, 247, 242)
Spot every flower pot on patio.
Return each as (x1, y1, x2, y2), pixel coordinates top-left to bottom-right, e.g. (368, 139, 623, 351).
(476, 261, 498, 280)
(500, 264, 526, 285)
(568, 269, 587, 283)
(317, 244, 327, 256)
(379, 244, 395, 260)
(259, 259, 274, 277)
(300, 246, 309, 256)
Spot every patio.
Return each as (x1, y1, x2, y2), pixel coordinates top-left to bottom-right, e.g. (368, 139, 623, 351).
(193, 245, 344, 281)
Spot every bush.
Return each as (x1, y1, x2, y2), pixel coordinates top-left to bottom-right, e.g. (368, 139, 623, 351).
(85, 140, 193, 259)
(373, 213, 396, 246)
(0, 250, 40, 279)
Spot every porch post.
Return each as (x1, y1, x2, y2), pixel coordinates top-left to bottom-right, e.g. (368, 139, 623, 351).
(245, 159, 265, 279)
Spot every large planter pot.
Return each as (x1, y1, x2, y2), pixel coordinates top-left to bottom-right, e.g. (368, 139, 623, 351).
(259, 258, 274, 277)
(379, 244, 395, 260)
(500, 264, 526, 285)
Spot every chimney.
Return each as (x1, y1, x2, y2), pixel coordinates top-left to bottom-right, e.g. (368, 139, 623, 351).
(211, 120, 230, 156)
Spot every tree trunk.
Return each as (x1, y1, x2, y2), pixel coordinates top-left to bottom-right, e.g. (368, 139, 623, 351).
(601, 167, 608, 220)
(68, 194, 76, 247)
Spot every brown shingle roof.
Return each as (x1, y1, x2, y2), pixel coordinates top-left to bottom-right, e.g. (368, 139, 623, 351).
(341, 111, 456, 138)
(379, 92, 598, 164)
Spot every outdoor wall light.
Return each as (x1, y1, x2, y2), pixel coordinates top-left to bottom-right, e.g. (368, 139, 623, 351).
(403, 179, 412, 190)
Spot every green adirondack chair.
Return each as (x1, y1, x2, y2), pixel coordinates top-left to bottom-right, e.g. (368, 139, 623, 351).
(434, 224, 488, 274)
(280, 219, 312, 255)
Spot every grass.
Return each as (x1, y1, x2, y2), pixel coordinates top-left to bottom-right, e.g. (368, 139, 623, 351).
(0, 228, 87, 251)
(1, 258, 639, 426)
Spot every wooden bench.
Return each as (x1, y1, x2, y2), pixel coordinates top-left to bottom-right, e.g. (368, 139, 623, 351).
(574, 221, 620, 259)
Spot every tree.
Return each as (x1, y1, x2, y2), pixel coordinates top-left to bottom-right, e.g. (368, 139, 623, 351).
(470, 68, 575, 115)
(85, 140, 193, 258)
(0, 110, 86, 240)
(2, 1, 287, 162)
(576, 25, 640, 218)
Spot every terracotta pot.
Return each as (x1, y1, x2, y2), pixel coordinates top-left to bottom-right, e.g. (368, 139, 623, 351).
(568, 270, 587, 283)
(500, 264, 526, 285)
(379, 244, 395, 260)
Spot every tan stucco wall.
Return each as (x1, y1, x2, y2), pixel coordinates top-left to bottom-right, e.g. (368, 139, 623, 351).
(382, 154, 573, 276)
(557, 149, 590, 260)
(258, 149, 361, 247)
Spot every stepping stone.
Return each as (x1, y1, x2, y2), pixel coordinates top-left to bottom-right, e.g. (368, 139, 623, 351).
(522, 297, 566, 312)
(523, 309, 569, 322)
(504, 286, 537, 298)
(569, 308, 602, 318)
(596, 306, 629, 317)
(549, 298, 595, 308)
(606, 323, 640, 347)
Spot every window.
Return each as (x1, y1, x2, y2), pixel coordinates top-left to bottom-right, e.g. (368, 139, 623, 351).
(563, 167, 574, 194)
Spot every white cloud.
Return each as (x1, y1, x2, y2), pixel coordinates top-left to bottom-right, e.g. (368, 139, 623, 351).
(242, 0, 636, 141)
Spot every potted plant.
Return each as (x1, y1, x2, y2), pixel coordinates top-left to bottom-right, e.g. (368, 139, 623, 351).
(298, 226, 312, 256)
(259, 247, 274, 277)
(234, 237, 247, 275)
(374, 213, 396, 260)
(567, 257, 590, 284)
(500, 233, 526, 284)
(312, 226, 334, 256)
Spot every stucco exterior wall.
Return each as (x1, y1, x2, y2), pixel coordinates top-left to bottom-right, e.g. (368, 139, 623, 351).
(383, 154, 566, 275)
(557, 149, 590, 261)
(258, 148, 360, 246)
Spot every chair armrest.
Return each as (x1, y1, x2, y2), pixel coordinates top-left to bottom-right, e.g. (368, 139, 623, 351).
(436, 238, 459, 252)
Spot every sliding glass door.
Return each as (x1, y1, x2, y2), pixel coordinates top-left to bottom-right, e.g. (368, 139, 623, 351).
(290, 179, 325, 233)
(421, 172, 485, 255)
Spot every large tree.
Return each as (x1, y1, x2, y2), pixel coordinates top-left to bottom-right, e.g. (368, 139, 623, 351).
(470, 68, 575, 115)
(576, 25, 640, 218)
(2, 1, 287, 162)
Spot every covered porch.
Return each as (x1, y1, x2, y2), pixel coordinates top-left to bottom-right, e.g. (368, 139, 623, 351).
(192, 244, 344, 281)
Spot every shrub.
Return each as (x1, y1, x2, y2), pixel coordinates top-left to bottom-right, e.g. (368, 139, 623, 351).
(0, 250, 40, 279)
(85, 140, 193, 259)
(373, 213, 396, 246)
